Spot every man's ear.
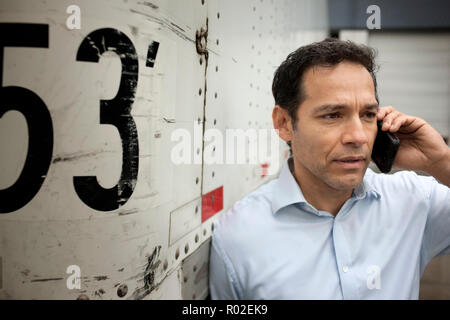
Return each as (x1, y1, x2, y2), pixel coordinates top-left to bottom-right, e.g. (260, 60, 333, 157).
(272, 105, 294, 143)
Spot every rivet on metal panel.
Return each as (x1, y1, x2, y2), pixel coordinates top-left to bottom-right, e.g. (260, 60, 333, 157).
(193, 292, 196, 299)
(195, 234, 199, 243)
(215, 65, 218, 72)
(193, 265, 197, 272)
(211, 223, 215, 231)
(184, 275, 188, 283)
(195, 205, 198, 214)
(214, 119, 216, 125)
(199, 88, 202, 95)
(196, 177, 199, 184)
(216, 39, 219, 46)
(212, 171, 215, 178)
(117, 284, 128, 298)
(214, 92, 217, 99)
(185, 243, 190, 254)
(175, 248, 180, 260)
(200, 57, 203, 65)
(201, 0, 204, 5)
(203, 229, 207, 236)
(217, 12, 220, 19)
(163, 259, 168, 270)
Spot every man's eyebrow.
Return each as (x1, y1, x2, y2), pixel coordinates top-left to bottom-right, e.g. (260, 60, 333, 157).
(313, 103, 379, 114)
(363, 104, 379, 111)
(313, 104, 347, 114)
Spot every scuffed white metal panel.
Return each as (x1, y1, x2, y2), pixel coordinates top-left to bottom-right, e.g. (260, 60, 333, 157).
(0, 0, 207, 299)
(202, 0, 329, 217)
(147, 266, 183, 300)
(180, 239, 210, 300)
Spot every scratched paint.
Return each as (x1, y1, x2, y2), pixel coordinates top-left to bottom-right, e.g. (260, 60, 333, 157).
(140, 1, 159, 10)
(52, 150, 113, 164)
(129, 9, 195, 44)
(129, 245, 162, 299)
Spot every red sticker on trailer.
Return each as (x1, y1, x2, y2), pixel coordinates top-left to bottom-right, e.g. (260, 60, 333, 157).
(202, 186, 223, 222)
(261, 163, 269, 178)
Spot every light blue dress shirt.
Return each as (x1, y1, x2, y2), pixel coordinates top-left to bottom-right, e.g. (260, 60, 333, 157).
(209, 158, 450, 299)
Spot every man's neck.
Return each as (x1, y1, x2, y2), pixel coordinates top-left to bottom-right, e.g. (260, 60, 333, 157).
(289, 158, 353, 217)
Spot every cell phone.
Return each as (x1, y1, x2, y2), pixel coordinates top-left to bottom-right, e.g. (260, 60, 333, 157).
(371, 120, 401, 173)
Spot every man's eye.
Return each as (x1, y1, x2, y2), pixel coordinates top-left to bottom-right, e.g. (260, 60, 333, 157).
(323, 113, 340, 119)
(363, 112, 377, 119)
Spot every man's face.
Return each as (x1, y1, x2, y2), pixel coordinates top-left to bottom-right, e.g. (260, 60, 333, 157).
(291, 61, 378, 191)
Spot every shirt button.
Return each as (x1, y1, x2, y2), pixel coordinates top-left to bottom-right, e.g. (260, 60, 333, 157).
(343, 265, 349, 273)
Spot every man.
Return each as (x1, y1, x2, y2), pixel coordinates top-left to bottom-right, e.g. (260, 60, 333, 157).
(209, 38, 450, 299)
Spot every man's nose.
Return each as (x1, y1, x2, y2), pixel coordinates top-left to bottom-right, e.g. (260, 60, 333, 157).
(341, 117, 369, 147)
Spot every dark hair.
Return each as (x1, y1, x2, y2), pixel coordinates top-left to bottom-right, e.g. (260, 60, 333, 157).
(272, 38, 379, 128)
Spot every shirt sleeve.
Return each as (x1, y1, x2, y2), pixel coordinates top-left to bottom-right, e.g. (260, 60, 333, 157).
(421, 175, 450, 264)
(209, 229, 242, 300)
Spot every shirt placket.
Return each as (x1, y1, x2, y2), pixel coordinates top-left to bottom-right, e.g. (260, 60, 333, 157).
(331, 201, 361, 299)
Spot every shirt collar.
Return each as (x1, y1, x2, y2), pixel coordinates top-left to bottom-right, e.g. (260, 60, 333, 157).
(271, 157, 381, 215)
(271, 157, 307, 214)
(352, 169, 381, 200)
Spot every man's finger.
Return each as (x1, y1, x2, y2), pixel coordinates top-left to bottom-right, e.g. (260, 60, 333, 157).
(382, 111, 401, 131)
(377, 106, 394, 120)
(389, 115, 409, 132)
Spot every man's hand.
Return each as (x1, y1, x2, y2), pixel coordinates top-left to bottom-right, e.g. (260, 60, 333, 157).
(377, 106, 450, 186)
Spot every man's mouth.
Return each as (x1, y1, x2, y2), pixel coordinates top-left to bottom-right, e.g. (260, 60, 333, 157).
(334, 156, 366, 168)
